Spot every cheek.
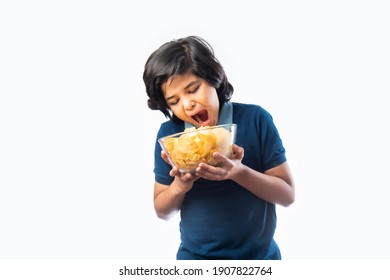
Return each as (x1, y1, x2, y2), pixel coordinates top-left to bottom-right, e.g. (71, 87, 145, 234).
(208, 90, 219, 107)
(171, 106, 186, 118)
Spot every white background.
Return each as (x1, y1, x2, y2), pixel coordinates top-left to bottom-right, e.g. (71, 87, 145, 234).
(1, 0, 389, 260)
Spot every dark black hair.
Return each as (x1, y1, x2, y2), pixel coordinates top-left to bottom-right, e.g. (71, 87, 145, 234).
(143, 36, 233, 123)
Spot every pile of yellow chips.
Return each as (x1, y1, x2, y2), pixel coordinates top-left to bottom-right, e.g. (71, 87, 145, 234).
(162, 126, 233, 171)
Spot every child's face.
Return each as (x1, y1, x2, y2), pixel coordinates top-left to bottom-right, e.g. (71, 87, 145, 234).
(161, 73, 219, 127)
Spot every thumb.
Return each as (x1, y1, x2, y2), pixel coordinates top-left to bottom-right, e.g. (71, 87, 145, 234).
(232, 144, 244, 160)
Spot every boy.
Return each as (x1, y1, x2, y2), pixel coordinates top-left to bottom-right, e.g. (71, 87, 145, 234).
(143, 36, 295, 259)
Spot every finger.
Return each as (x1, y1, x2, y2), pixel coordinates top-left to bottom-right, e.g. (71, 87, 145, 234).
(169, 166, 180, 177)
(196, 162, 226, 177)
(232, 144, 244, 160)
(181, 172, 199, 182)
(196, 167, 225, 180)
(212, 152, 232, 168)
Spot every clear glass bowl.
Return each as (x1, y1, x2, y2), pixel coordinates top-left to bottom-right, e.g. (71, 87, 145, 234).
(158, 124, 237, 173)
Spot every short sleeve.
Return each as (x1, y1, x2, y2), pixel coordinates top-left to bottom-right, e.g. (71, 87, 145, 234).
(258, 109, 286, 171)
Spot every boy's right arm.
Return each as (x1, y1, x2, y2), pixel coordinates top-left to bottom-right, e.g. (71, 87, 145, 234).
(153, 168, 198, 220)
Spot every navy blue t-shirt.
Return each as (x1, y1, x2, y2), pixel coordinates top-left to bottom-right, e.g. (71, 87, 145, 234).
(153, 102, 286, 259)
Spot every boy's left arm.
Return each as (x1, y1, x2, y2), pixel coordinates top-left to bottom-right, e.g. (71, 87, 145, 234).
(195, 144, 295, 207)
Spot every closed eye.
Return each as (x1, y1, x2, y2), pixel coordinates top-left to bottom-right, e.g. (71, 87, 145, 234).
(168, 99, 179, 106)
(188, 85, 200, 94)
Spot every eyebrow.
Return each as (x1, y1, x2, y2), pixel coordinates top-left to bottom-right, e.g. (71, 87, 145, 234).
(165, 79, 201, 102)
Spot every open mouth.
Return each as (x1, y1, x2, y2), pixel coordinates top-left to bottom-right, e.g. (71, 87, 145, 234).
(191, 110, 209, 125)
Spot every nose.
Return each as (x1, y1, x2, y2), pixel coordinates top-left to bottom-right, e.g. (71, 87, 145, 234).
(183, 97, 195, 111)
